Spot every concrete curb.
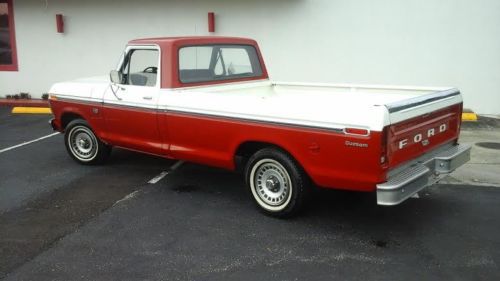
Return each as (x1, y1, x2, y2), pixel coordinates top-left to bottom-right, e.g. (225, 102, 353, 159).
(462, 112, 478, 122)
(0, 99, 49, 107)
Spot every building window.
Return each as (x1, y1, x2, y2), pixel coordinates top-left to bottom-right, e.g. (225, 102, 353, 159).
(0, 0, 17, 71)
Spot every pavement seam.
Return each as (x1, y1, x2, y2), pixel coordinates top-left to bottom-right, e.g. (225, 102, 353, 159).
(147, 161, 184, 184)
(112, 190, 142, 206)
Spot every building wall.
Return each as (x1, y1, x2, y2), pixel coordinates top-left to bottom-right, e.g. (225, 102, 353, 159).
(1, 0, 499, 114)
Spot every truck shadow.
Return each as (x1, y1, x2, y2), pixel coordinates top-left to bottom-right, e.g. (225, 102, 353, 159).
(105, 148, 176, 168)
(162, 162, 455, 247)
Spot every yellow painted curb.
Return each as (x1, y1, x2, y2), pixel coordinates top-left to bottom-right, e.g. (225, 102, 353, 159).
(11, 107, 52, 114)
(462, 112, 478, 122)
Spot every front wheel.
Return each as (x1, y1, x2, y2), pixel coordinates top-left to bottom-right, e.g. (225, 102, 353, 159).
(64, 119, 111, 165)
(245, 148, 310, 218)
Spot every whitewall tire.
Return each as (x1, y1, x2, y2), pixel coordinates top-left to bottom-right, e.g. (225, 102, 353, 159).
(64, 119, 110, 165)
(245, 148, 310, 217)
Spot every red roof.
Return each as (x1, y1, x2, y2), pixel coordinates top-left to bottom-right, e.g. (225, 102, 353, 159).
(125, 36, 268, 88)
(128, 36, 257, 47)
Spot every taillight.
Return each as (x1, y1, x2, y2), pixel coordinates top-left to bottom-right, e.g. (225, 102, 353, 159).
(380, 126, 388, 165)
(457, 103, 463, 144)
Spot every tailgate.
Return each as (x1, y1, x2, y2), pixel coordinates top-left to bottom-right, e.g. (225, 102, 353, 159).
(385, 89, 463, 169)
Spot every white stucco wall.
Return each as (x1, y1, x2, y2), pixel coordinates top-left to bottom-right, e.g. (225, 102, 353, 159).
(1, 0, 499, 114)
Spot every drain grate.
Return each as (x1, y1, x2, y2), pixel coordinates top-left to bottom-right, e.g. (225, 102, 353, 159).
(475, 142, 500, 150)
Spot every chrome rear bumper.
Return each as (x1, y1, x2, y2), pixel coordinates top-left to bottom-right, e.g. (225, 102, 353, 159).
(377, 143, 471, 206)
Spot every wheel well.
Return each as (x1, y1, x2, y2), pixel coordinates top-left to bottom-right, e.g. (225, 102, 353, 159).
(234, 141, 287, 172)
(61, 112, 84, 130)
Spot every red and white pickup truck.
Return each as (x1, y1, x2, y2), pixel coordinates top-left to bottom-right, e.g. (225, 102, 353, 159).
(49, 36, 471, 217)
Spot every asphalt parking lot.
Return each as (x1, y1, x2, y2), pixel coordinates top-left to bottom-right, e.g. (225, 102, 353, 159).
(1, 107, 499, 281)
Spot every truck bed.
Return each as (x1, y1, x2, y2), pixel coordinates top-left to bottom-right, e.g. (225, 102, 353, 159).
(163, 80, 461, 132)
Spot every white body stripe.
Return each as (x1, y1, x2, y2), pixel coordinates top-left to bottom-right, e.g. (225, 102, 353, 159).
(49, 77, 462, 132)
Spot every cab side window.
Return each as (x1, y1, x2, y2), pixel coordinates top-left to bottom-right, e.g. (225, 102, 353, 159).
(121, 49, 159, 87)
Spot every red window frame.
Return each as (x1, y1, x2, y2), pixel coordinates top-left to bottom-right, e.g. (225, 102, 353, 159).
(0, 0, 18, 71)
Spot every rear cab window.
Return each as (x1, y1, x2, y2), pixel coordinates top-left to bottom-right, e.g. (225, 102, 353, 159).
(178, 45, 263, 84)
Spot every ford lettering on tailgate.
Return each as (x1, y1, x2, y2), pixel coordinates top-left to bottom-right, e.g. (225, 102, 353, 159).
(387, 104, 461, 168)
(398, 123, 448, 149)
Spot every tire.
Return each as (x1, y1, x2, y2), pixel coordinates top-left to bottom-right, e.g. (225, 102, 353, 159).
(245, 148, 310, 218)
(64, 119, 111, 165)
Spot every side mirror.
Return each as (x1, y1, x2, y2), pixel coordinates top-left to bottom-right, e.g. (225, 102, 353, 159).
(110, 70, 122, 84)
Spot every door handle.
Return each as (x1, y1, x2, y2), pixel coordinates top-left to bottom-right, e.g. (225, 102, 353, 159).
(142, 96, 153, 100)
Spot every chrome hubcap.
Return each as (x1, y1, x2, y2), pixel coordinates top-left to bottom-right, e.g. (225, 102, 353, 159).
(68, 126, 98, 161)
(265, 176, 281, 192)
(77, 137, 91, 151)
(253, 160, 291, 206)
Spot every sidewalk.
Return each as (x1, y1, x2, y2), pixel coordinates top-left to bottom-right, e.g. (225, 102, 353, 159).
(442, 116, 500, 187)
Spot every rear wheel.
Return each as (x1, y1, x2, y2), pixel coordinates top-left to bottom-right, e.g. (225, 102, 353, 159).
(64, 119, 111, 165)
(245, 148, 310, 218)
